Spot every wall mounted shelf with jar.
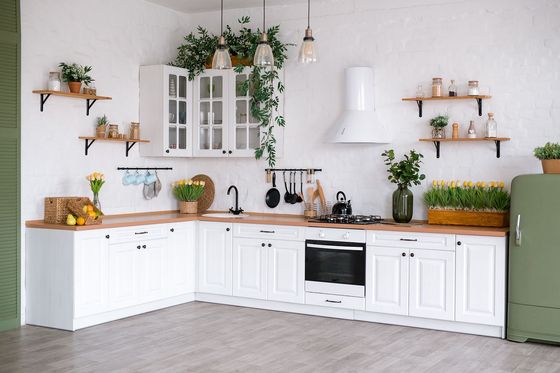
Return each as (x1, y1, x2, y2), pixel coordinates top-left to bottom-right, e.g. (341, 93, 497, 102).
(78, 136, 150, 157)
(419, 137, 510, 159)
(32, 90, 112, 116)
(402, 95, 491, 117)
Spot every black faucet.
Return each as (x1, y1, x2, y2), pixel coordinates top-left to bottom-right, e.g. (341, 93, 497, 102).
(227, 185, 244, 215)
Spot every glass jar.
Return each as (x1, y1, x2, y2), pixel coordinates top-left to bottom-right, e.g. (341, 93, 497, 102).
(468, 80, 480, 96)
(415, 84, 424, 98)
(448, 79, 457, 97)
(432, 78, 443, 97)
(392, 184, 413, 223)
(108, 124, 119, 139)
(432, 127, 446, 139)
(48, 72, 61, 91)
(486, 112, 497, 138)
(129, 122, 140, 140)
(467, 120, 477, 138)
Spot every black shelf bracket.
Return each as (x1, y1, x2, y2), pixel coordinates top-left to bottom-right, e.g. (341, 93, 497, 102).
(495, 140, 501, 158)
(416, 100, 423, 117)
(125, 141, 137, 157)
(476, 98, 483, 116)
(40, 93, 51, 112)
(84, 139, 95, 156)
(432, 141, 441, 158)
(86, 99, 97, 116)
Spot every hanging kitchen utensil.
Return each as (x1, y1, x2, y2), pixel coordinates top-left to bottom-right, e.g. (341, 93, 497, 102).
(316, 180, 327, 208)
(154, 171, 162, 198)
(332, 191, 352, 215)
(283, 171, 291, 203)
(289, 171, 298, 204)
(296, 171, 304, 203)
(265, 172, 281, 208)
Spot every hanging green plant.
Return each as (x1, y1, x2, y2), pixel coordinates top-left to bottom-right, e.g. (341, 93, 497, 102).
(172, 17, 293, 167)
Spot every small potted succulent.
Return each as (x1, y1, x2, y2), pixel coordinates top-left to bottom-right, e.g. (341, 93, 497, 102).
(58, 62, 94, 94)
(429, 114, 449, 139)
(534, 142, 560, 174)
(173, 179, 206, 214)
(96, 114, 109, 138)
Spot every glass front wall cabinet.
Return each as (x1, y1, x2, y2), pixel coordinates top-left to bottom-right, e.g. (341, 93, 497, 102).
(139, 65, 193, 157)
(229, 68, 261, 157)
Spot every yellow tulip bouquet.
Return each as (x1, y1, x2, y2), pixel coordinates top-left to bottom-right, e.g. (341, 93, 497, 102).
(172, 179, 205, 202)
(86, 172, 105, 210)
(424, 180, 510, 212)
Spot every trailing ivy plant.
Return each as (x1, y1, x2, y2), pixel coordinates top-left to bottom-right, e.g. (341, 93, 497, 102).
(172, 17, 292, 167)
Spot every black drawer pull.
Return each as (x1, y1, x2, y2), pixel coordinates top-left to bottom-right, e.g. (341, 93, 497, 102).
(137, 245, 141, 250)
(170, 228, 174, 232)
(259, 230, 275, 234)
(142, 245, 147, 249)
(105, 235, 110, 239)
(325, 300, 342, 304)
(135, 231, 149, 235)
(400, 238, 418, 242)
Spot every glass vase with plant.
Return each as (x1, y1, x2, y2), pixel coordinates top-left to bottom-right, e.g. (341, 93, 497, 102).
(86, 172, 105, 211)
(534, 142, 560, 174)
(429, 114, 449, 139)
(173, 179, 206, 214)
(381, 149, 425, 223)
(59, 62, 94, 93)
(96, 114, 109, 138)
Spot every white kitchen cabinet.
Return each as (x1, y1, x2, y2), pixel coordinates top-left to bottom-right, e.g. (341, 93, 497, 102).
(409, 249, 455, 321)
(232, 238, 268, 299)
(139, 65, 193, 157)
(197, 222, 233, 295)
(455, 235, 506, 326)
(166, 222, 196, 297)
(267, 239, 304, 304)
(108, 241, 140, 310)
(74, 230, 110, 317)
(138, 239, 166, 303)
(366, 246, 409, 315)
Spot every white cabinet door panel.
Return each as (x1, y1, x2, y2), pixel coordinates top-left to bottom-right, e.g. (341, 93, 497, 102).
(109, 242, 140, 309)
(233, 238, 267, 300)
(139, 239, 166, 303)
(166, 223, 196, 297)
(197, 222, 233, 295)
(267, 240, 304, 304)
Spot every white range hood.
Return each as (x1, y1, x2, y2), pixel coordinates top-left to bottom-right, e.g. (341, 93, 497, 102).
(330, 67, 391, 144)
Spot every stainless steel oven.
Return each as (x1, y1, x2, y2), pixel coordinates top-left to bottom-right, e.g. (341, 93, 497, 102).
(305, 239, 366, 298)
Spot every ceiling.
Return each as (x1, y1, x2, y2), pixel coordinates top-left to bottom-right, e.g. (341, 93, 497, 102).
(146, 0, 308, 14)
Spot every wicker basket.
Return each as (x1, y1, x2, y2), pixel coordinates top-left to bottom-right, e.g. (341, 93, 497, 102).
(66, 198, 103, 225)
(44, 196, 89, 224)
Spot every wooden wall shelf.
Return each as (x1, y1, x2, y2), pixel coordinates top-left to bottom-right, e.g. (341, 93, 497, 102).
(78, 136, 149, 157)
(402, 95, 492, 117)
(33, 90, 112, 116)
(419, 137, 510, 158)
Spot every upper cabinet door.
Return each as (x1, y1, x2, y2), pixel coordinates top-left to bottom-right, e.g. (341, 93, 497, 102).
(165, 67, 193, 157)
(193, 71, 229, 157)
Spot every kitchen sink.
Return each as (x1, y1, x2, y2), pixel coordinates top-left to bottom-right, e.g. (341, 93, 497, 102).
(201, 213, 249, 219)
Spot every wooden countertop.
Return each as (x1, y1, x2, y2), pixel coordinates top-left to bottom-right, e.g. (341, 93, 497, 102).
(25, 211, 509, 237)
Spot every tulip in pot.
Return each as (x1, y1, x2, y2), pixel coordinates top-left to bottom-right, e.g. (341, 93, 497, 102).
(534, 142, 560, 174)
(173, 179, 205, 214)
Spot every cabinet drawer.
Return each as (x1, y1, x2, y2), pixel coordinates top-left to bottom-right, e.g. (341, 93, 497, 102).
(233, 224, 304, 241)
(305, 292, 365, 310)
(367, 231, 455, 251)
(108, 224, 168, 244)
(305, 228, 366, 243)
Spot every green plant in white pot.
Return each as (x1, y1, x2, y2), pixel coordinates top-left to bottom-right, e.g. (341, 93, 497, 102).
(534, 142, 560, 174)
(59, 63, 94, 94)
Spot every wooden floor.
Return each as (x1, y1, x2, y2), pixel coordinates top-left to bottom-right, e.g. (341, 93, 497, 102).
(1, 302, 559, 373)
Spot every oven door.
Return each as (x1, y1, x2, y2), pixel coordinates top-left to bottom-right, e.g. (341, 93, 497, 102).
(305, 240, 365, 297)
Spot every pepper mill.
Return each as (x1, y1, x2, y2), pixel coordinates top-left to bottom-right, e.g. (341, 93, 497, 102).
(452, 122, 459, 139)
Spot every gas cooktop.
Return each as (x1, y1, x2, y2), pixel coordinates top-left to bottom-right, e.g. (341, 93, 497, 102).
(308, 214, 383, 225)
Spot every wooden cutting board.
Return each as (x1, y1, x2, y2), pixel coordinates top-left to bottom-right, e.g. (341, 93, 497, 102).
(192, 174, 215, 212)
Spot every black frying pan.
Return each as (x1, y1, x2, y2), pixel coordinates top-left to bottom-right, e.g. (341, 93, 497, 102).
(265, 172, 281, 208)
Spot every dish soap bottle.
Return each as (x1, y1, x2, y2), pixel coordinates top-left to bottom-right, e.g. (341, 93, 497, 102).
(448, 79, 457, 97)
(486, 112, 497, 138)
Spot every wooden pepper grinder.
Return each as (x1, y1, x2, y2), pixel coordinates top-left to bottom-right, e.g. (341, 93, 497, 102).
(452, 122, 459, 139)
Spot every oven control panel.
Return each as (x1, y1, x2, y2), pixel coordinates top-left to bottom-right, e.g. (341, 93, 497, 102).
(305, 227, 366, 243)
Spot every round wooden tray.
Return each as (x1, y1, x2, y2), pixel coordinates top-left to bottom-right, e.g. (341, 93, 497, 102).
(192, 174, 215, 212)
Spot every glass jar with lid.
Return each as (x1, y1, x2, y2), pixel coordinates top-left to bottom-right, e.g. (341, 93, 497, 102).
(432, 78, 443, 97)
(468, 80, 480, 96)
(448, 79, 457, 96)
(129, 122, 140, 140)
(108, 124, 119, 139)
(48, 72, 61, 91)
(486, 113, 497, 138)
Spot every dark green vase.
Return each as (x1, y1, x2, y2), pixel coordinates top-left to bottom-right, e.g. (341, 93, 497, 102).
(392, 184, 413, 223)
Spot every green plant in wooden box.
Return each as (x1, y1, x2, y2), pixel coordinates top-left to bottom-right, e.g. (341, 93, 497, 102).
(534, 142, 560, 174)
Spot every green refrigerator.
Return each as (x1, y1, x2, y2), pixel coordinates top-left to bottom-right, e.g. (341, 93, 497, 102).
(507, 174, 560, 343)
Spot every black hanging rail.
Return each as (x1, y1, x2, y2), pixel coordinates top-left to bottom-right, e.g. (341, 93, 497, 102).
(265, 168, 322, 172)
(117, 167, 173, 171)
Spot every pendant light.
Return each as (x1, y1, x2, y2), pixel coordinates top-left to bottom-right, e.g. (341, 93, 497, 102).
(253, 0, 275, 67)
(298, 0, 317, 63)
(212, 0, 232, 69)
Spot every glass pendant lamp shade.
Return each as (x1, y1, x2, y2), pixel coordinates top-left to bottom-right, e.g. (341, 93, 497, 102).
(212, 36, 232, 69)
(254, 0, 275, 67)
(299, 28, 317, 63)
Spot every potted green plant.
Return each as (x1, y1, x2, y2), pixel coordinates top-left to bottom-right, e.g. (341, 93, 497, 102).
(172, 179, 206, 214)
(381, 149, 426, 223)
(424, 180, 510, 227)
(429, 114, 449, 139)
(534, 142, 560, 174)
(96, 114, 109, 138)
(58, 62, 94, 94)
(172, 17, 292, 167)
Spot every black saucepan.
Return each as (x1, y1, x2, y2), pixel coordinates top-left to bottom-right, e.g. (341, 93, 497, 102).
(266, 172, 281, 208)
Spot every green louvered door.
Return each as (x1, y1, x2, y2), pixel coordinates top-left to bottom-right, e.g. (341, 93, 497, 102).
(0, 0, 20, 331)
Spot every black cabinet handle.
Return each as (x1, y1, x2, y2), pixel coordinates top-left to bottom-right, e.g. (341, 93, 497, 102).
(261, 243, 265, 247)
(402, 252, 406, 257)
(226, 227, 230, 232)
(457, 241, 462, 246)
(222, 150, 226, 154)
(325, 300, 342, 304)
(410, 252, 415, 257)
(400, 238, 418, 242)
(137, 245, 141, 250)
(170, 228, 174, 232)
(105, 234, 110, 239)
(259, 230, 275, 234)
(268, 243, 272, 247)
(228, 150, 232, 154)
(135, 231, 148, 235)
(142, 245, 147, 249)
(166, 149, 170, 153)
